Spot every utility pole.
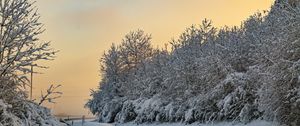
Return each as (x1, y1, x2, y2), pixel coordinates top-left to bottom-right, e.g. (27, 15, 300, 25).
(30, 65, 33, 100)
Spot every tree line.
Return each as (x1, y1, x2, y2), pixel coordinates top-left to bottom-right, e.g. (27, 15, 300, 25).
(86, 1, 300, 125)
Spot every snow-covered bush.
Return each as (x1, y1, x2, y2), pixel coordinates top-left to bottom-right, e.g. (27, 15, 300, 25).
(0, 78, 65, 126)
(115, 100, 137, 123)
(216, 73, 260, 123)
(101, 99, 123, 123)
(0, 100, 22, 126)
(22, 101, 66, 126)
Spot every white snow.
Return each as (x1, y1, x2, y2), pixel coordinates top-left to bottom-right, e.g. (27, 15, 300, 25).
(69, 120, 277, 126)
(117, 120, 277, 126)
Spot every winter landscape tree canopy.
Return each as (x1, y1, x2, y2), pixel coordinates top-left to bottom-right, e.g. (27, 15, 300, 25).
(86, 0, 300, 126)
(3, 0, 300, 126)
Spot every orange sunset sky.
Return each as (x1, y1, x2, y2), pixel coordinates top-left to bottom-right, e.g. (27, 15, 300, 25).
(32, 0, 275, 116)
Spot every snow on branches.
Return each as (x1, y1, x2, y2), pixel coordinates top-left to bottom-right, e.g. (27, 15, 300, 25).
(87, 1, 300, 126)
(0, 0, 63, 125)
(0, 0, 56, 82)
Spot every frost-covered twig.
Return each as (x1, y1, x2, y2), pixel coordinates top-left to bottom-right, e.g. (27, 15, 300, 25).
(38, 84, 62, 105)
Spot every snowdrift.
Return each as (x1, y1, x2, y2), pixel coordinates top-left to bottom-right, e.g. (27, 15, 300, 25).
(0, 100, 66, 126)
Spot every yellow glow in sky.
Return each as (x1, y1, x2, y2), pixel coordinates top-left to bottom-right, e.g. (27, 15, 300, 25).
(33, 0, 274, 116)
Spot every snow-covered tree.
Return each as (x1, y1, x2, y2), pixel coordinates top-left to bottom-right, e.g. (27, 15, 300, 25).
(0, 0, 63, 125)
(0, 0, 56, 80)
(119, 30, 153, 72)
(118, 30, 154, 98)
(86, 30, 155, 123)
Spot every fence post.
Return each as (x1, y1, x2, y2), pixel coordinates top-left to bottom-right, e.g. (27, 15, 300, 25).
(82, 115, 85, 126)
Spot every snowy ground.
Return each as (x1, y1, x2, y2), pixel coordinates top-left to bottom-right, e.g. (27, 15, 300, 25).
(116, 120, 278, 126)
(67, 119, 113, 126)
(68, 120, 278, 126)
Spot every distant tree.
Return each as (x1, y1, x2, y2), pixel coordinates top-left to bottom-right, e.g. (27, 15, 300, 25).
(137, 48, 169, 97)
(119, 30, 153, 72)
(118, 30, 154, 97)
(166, 19, 219, 99)
(101, 44, 124, 97)
(85, 44, 123, 118)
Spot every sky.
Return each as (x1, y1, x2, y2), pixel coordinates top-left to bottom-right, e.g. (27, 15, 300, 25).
(32, 0, 275, 116)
